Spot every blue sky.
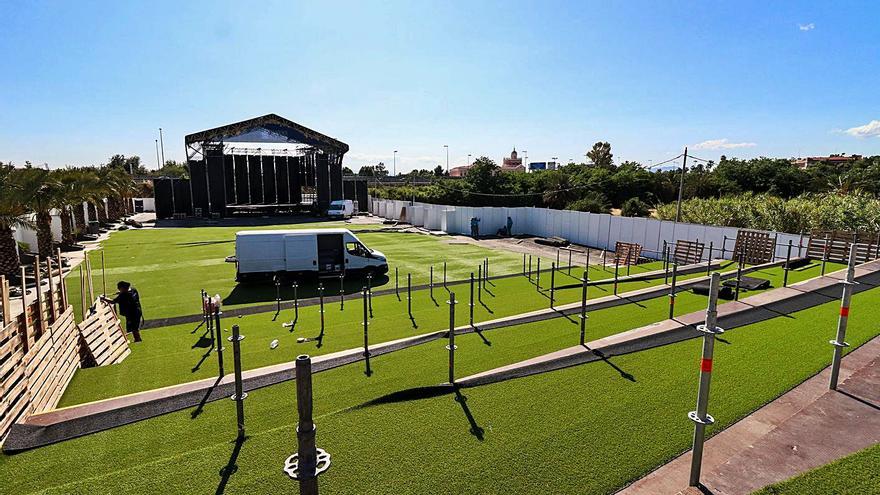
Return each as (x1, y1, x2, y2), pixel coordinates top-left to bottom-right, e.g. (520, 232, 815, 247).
(1, 0, 879, 172)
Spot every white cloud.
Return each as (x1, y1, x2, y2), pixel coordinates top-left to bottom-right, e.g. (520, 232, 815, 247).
(693, 139, 757, 150)
(799, 23, 815, 31)
(844, 120, 880, 138)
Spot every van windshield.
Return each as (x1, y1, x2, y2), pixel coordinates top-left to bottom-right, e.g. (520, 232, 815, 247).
(346, 242, 371, 257)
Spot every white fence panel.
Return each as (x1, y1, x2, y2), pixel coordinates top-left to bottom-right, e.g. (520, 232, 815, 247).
(643, 219, 662, 258)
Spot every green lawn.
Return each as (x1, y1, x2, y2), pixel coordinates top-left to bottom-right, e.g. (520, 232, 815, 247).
(58, 261, 838, 406)
(753, 443, 880, 494)
(65, 223, 667, 322)
(1, 268, 875, 494)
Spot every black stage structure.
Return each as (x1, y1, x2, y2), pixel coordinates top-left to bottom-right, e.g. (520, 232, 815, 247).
(154, 114, 359, 219)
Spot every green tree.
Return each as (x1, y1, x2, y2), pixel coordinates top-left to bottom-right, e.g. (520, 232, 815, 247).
(587, 141, 614, 170)
(567, 193, 610, 213)
(0, 165, 34, 276)
(621, 197, 651, 217)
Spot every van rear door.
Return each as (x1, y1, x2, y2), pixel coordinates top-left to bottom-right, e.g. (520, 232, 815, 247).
(316, 233, 345, 273)
(284, 234, 318, 272)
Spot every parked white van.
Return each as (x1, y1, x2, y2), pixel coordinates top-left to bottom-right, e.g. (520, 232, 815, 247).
(327, 199, 354, 219)
(231, 228, 387, 280)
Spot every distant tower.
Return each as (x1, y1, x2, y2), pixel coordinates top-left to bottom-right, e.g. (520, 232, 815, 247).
(502, 147, 524, 172)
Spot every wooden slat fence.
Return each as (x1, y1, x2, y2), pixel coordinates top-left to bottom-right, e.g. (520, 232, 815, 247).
(0, 252, 130, 440)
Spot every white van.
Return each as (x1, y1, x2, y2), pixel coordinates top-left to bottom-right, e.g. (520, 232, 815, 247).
(231, 228, 387, 280)
(327, 199, 354, 219)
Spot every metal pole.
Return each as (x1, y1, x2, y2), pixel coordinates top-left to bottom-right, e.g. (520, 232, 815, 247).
(536, 258, 541, 289)
(602, 250, 607, 271)
(522, 253, 526, 276)
(821, 234, 829, 276)
(395, 267, 399, 298)
(229, 324, 246, 439)
(568, 249, 572, 275)
(734, 253, 743, 301)
(579, 270, 588, 346)
(443, 261, 447, 288)
(362, 287, 371, 376)
(339, 274, 344, 310)
(613, 257, 619, 295)
(675, 146, 688, 224)
(407, 273, 412, 317)
(477, 264, 482, 302)
(528, 255, 532, 282)
(469, 272, 474, 326)
(556, 249, 560, 267)
(276, 275, 281, 314)
(366, 274, 373, 318)
(214, 305, 224, 376)
(829, 244, 858, 390)
(669, 261, 678, 319)
(721, 236, 727, 260)
(447, 292, 457, 384)
(664, 245, 670, 285)
(159, 127, 166, 167)
(688, 272, 723, 487)
(318, 284, 324, 333)
(293, 282, 299, 322)
(706, 241, 713, 276)
(783, 240, 793, 287)
(429, 265, 434, 300)
(550, 262, 556, 308)
(285, 354, 328, 495)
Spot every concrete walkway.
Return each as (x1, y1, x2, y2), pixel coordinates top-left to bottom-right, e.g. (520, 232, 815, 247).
(620, 335, 880, 495)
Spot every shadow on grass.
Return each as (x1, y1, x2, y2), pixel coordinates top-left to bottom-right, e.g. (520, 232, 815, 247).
(589, 347, 636, 382)
(454, 389, 484, 440)
(470, 326, 492, 346)
(176, 240, 234, 247)
(192, 347, 214, 373)
(191, 376, 223, 419)
(354, 384, 455, 409)
(223, 275, 389, 306)
(216, 435, 246, 495)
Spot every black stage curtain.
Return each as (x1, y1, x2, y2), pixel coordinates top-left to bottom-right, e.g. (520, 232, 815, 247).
(262, 156, 277, 204)
(188, 160, 210, 216)
(234, 155, 250, 204)
(275, 156, 289, 204)
(248, 156, 263, 204)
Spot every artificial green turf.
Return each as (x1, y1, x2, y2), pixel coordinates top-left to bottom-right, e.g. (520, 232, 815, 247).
(752, 443, 880, 494)
(57, 261, 839, 406)
(1, 271, 876, 494)
(64, 222, 540, 321)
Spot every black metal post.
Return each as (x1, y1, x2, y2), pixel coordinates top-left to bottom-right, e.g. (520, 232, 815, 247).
(362, 287, 371, 376)
(579, 270, 588, 346)
(214, 306, 224, 376)
(339, 274, 345, 310)
(469, 272, 474, 326)
(734, 252, 743, 301)
(669, 261, 678, 319)
(229, 324, 246, 439)
(568, 249, 573, 275)
(366, 274, 373, 318)
(447, 292, 457, 384)
(477, 264, 482, 303)
(550, 262, 556, 308)
(318, 284, 325, 333)
(613, 257, 619, 295)
(528, 255, 532, 282)
(536, 258, 541, 289)
(407, 273, 412, 317)
(429, 265, 434, 300)
(706, 241, 713, 276)
(783, 240, 793, 287)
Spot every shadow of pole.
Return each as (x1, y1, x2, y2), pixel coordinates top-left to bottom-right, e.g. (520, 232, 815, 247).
(471, 326, 492, 346)
(454, 389, 485, 440)
(216, 435, 246, 495)
(191, 348, 214, 373)
(191, 376, 223, 419)
(590, 349, 636, 382)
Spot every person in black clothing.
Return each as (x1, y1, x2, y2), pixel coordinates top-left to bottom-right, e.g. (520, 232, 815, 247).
(101, 280, 143, 342)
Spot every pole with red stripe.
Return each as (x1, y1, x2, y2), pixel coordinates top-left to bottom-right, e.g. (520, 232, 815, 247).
(688, 272, 723, 487)
(829, 243, 858, 390)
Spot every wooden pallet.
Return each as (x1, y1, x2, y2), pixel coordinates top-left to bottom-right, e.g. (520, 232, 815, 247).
(807, 230, 880, 264)
(733, 230, 775, 265)
(614, 242, 642, 266)
(77, 300, 131, 367)
(674, 240, 705, 265)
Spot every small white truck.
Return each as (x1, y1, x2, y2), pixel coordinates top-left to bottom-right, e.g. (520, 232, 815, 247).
(327, 199, 354, 219)
(230, 228, 387, 281)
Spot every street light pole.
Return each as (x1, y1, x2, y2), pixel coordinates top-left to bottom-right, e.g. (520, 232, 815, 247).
(444, 145, 449, 174)
(467, 153, 471, 167)
(393, 150, 398, 177)
(159, 127, 166, 167)
(675, 146, 689, 224)
(155, 139, 161, 169)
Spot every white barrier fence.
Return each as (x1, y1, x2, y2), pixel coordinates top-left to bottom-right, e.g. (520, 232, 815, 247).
(369, 198, 805, 261)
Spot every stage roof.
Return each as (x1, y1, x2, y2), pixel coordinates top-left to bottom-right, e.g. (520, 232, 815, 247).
(184, 114, 349, 155)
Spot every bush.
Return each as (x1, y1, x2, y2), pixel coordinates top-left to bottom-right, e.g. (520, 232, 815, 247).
(655, 192, 880, 232)
(566, 193, 610, 213)
(621, 197, 651, 217)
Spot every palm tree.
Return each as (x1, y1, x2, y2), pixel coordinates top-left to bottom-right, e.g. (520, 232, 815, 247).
(0, 166, 33, 278)
(15, 166, 64, 259)
(55, 168, 98, 245)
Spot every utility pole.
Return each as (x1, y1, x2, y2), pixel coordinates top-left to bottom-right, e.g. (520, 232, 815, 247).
(675, 146, 688, 224)
(444, 145, 449, 174)
(159, 127, 166, 167)
(155, 139, 161, 169)
(393, 150, 398, 177)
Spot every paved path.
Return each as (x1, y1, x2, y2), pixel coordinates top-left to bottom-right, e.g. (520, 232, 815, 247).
(621, 335, 880, 495)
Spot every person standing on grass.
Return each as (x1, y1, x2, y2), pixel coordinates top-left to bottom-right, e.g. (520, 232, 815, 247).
(101, 280, 143, 342)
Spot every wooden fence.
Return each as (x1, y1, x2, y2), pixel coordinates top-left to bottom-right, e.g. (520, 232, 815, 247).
(0, 251, 131, 440)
